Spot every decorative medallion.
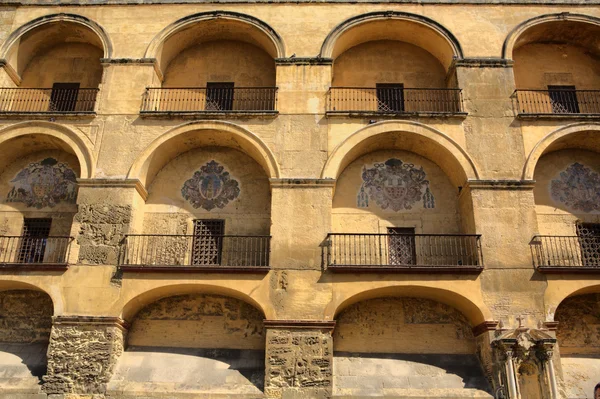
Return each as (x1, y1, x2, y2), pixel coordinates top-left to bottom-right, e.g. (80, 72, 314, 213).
(357, 158, 435, 211)
(181, 160, 240, 211)
(6, 158, 77, 209)
(551, 163, 600, 213)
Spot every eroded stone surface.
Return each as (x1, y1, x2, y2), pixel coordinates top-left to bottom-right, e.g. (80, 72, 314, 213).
(0, 291, 52, 344)
(43, 323, 125, 394)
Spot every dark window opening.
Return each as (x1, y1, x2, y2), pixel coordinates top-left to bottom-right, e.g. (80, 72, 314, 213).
(377, 83, 404, 112)
(192, 219, 225, 265)
(206, 82, 235, 111)
(388, 227, 416, 265)
(548, 85, 580, 114)
(576, 223, 600, 267)
(49, 82, 80, 112)
(18, 218, 52, 263)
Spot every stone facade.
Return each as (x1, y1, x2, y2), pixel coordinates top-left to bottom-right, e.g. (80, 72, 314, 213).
(0, 1, 598, 398)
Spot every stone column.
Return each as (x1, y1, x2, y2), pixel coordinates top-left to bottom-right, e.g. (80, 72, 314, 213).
(43, 316, 128, 395)
(73, 179, 147, 265)
(536, 341, 559, 399)
(264, 320, 335, 399)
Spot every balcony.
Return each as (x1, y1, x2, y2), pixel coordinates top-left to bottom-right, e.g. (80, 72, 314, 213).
(140, 87, 278, 117)
(0, 236, 73, 270)
(0, 88, 98, 116)
(530, 235, 600, 273)
(119, 234, 271, 273)
(325, 233, 483, 273)
(514, 89, 600, 118)
(327, 87, 465, 117)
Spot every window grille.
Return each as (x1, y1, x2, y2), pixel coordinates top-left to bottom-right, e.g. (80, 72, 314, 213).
(376, 83, 404, 112)
(205, 82, 235, 111)
(548, 85, 580, 114)
(388, 227, 416, 265)
(50, 82, 81, 112)
(191, 219, 225, 265)
(577, 223, 600, 267)
(19, 218, 52, 263)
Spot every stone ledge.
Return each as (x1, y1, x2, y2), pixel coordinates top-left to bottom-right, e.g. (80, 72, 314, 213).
(472, 321, 500, 337)
(77, 178, 148, 201)
(269, 178, 336, 188)
(264, 319, 336, 330)
(2, 0, 597, 4)
(326, 111, 468, 119)
(275, 57, 333, 66)
(53, 315, 130, 330)
(452, 58, 514, 68)
(100, 57, 156, 65)
(465, 179, 536, 190)
(118, 265, 270, 273)
(517, 113, 600, 120)
(0, 263, 68, 272)
(536, 266, 600, 274)
(139, 110, 279, 119)
(0, 112, 96, 120)
(326, 265, 484, 274)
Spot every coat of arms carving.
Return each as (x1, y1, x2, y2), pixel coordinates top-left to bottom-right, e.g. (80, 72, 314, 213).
(551, 163, 600, 213)
(357, 158, 435, 211)
(6, 158, 77, 209)
(181, 160, 240, 211)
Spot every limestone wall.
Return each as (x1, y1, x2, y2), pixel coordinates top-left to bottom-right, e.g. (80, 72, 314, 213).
(0, 290, 52, 343)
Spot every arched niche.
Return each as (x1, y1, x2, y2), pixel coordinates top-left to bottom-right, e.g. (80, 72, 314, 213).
(526, 125, 600, 236)
(321, 12, 463, 71)
(0, 13, 111, 86)
(554, 292, 600, 399)
(145, 11, 284, 83)
(110, 291, 265, 396)
(333, 295, 492, 397)
(504, 13, 600, 91)
(0, 288, 54, 394)
(128, 121, 280, 189)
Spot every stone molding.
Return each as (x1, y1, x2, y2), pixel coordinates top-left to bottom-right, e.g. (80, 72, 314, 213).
(472, 320, 500, 337)
(1, 0, 599, 3)
(77, 178, 148, 201)
(269, 178, 336, 189)
(275, 57, 333, 66)
(464, 179, 536, 190)
(53, 315, 130, 331)
(452, 58, 514, 69)
(264, 319, 337, 331)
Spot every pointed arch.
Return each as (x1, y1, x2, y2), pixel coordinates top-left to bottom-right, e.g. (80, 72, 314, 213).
(321, 120, 479, 187)
(320, 11, 463, 70)
(128, 121, 280, 188)
(0, 121, 95, 178)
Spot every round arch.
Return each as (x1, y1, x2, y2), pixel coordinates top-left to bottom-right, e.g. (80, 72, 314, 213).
(120, 283, 268, 322)
(322, 120, 479, 187)
(320, 11, 463, 70)
(128, 121, 280, 188)
(145, 11, 285, 78)
(0, 121, 95, 178)
(523, 123, 600, 181)
(0, 280, 58, 315)
(545, 281, 600, 322)
(327, 284, 491, 327)
(503, 12, 600, 59)
(0, 13, 112, 81)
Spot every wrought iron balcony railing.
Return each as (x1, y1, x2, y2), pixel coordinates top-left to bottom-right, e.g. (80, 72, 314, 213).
(0, 236, 73, 267)
(0, 88, 98, 114)
(514, 89, 600, 115)
(120, 234, 271, 271)
(140, 87, 278, 114)
(325, 233, 483, 272)
(530, 235, 600, 270)
(327, 87, 464, 114)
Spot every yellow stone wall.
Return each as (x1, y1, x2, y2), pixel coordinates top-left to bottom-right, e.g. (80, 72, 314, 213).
(0, 2, 599, 398)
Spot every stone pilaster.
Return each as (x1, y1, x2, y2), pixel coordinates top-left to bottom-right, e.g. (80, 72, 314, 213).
(264, 320, 335, 399)
(73, 179, 147, 265)
(43, 316, 128, 395)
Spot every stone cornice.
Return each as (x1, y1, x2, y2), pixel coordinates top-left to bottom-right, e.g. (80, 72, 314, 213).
(264, 319, 336, 331)
(275, 57, 333, 66)
(270, 178, 336, 188)
(53, 316, 130, 331)
(1, 0, 598, 4)
(452, 58, 514, 69)
(464, 179, 536, 190)
(77, 178, 148, 201)
(100, 58, 163, 81)
(472, 321, 500, 337)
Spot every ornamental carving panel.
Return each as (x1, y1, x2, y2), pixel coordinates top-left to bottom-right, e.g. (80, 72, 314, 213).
(357, 158, 435, 211)
(551, 163, 600, 212)
(6, 158, 77, 208)
(181, 160, 240, 211)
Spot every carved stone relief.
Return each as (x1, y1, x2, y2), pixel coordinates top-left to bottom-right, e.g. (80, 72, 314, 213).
(181, 160, 240, 211)
(551, 163, 600, 212)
